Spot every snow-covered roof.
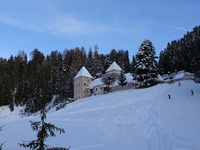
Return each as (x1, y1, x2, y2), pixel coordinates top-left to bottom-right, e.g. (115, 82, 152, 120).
(88, 78, 104, 88)
(125, 73, 136, 83)
(172, 73, 185, 80)
(173, 71, 193, 80)
(74, 66, 93, 79)
(88, 73, 136, 88)
(162, 71, 194, 81)
(106, 61, 122, 72)
(157, 74, 164, 82)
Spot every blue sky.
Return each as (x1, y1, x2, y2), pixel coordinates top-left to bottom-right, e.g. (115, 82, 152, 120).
(0, 0, 199, 60)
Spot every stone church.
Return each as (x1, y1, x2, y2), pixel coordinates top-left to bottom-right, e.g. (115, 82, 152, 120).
(73, 62, 137, 100)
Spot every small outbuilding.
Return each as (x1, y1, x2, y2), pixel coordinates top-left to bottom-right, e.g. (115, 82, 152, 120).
(164, 71, 194, 84)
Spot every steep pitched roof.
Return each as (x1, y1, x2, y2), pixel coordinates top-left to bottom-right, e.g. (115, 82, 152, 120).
(106, 61, 122, 72)
(74, 66, 93, 79)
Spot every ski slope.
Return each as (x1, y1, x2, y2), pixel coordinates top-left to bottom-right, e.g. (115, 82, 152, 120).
(0, 80, 200, 150)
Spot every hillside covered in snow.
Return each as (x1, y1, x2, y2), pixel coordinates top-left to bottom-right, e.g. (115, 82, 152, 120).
(0, 80, 200, 150)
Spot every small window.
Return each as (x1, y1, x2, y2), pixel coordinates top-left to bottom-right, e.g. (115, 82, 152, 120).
(84, 83, 86, 86)
(96, 88, 98, 91)
(100, 87, 102, 90)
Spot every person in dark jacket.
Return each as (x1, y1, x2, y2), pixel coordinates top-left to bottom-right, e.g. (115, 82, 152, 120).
(168, 94, 171, 99)
(191, 90, 194, 95)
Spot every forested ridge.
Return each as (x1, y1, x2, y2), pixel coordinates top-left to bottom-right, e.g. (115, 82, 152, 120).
(0, 25, 200, 113)
(158, 26, 200, 75)
(0, 46, 131, 113)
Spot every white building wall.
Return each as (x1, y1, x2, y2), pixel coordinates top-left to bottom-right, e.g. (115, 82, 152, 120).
(93, 85, 105, 96)
(74, 77, 92, 100)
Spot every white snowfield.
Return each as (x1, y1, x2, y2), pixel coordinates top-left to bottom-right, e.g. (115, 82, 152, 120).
(0, 80, 200, 150)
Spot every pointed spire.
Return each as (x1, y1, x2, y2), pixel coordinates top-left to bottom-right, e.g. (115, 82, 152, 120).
(106, 61, 122, 73)
(74, 66, 93, 79)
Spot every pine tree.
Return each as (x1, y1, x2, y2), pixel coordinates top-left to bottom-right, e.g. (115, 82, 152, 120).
(101, 73, 116, 93)
(134, 40, 158, 87)
(15, 51, 28, 106)
(124, 50, 130, 73)
(19, 109, 69, 150)
(118, 71, 127, 90)
(130, 55, 136, 74)
(110, 49, 118, 62)
(7, 55, 16, 111)
(0, 125, 6, 150)
(85, 47, 94, 74)
(194, 71, 200, 83)
(90, 46, 104, 78)
(104, 55, 112, 72)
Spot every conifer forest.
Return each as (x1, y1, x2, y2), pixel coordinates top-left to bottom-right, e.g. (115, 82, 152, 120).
(0, 25, 200, 113)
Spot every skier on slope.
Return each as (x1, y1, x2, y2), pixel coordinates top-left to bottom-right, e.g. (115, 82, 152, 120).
(168, 94, 171, 99)
(191, 90, 194, 96)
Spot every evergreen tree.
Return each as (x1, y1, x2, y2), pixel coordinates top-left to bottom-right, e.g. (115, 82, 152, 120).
(63, 50, 76, 98)
(71, 47, 87, 77)
(0, 125, 6, 150)
(130, 55, 136, 74)
(124, 50, 130, 73)
(90, 46, 104, 78)
(118, 71, 127, 90)
(15, 51, 28, 106)
(194, 71, 200, 83)
(104, 54, 112, 72)
(134, 40, 158, 87)
(85, 47, 94, 74)
(101, 73, 116, 93)
(110, 49, 118, 62)
(158, 51, 164, 75)
(24, 49, 47, 113)
(117, 50, 125, 72)
(7, 55, 16, 111)
(19, 109, 69, 150)
(99, 54, 106, 74)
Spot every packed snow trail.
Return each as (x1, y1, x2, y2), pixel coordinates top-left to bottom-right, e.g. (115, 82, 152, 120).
(0, 80, 200, 150)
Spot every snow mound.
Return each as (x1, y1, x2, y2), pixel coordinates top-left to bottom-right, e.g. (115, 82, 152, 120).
(0, 106, 25, 123)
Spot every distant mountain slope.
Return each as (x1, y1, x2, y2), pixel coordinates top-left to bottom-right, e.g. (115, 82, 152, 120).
(1, 81, 200, 150)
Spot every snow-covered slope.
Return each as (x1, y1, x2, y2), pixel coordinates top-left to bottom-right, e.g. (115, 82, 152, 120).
(1, 81, 200, 150)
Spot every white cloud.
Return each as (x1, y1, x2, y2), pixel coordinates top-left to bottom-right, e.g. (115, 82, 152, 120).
(46, 14, 126, 35)
(153, 22, 188, 32)
(171, 26, 187, 31)
(0, 13, 125, 36)
(46, 15, 87, 35)
(0, 14, 21, 26)
(161, 23, 188, 32)
(0, 14, 46, 32)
